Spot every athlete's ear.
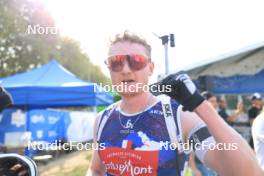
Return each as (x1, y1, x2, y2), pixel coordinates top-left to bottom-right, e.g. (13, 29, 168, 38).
(148, 62, 154, 76)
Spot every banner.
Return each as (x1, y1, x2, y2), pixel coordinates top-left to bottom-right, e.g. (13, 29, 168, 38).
(0, 108, 27, 145)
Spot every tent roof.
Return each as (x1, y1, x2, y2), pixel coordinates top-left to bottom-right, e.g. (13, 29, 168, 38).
(209, 69, 264, 94)
(183, 42, 264, 78)
(0, 60, 113, 107)
(0, 60, 91, 87)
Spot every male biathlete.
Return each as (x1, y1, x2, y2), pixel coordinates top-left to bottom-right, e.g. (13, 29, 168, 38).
(87, 31, 262, 176)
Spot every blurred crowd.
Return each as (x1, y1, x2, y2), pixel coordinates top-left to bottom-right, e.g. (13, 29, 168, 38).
(189, 91, 263, 176)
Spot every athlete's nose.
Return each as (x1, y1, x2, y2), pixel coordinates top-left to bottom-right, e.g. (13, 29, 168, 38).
(121, 60, 132, 74)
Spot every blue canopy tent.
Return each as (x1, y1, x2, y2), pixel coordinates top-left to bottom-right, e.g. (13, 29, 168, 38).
(0, 60, 113, 107)
(0, 60, 112, 154)
(195, 69, 264, 94)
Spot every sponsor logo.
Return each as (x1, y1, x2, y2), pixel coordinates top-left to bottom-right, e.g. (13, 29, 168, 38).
(163, 104, 173, 117)
(104, 160, 153, 175)
(124, 119, 133, 129)
(149, 110, 163, 116)
(120, 129, 135, 134)
(48, 116, 59, 124)
(31, 115, 45, 124)
(100, 147, 159, 176)
(11, 110, 26, 127)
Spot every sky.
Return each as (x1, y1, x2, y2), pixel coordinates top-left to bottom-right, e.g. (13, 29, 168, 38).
(37, 0, 264, 83)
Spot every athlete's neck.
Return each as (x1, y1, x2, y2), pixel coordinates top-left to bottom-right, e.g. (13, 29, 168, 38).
(120, 92, 156, 114)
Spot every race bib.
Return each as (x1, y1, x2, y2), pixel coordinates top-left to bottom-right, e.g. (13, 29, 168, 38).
(99, 147, 159, 176)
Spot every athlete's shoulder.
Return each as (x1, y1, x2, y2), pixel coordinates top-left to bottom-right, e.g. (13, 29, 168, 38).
(155, 94, 180, 106)
(97, 101, 120, 124)
(101, 101, 120, 114)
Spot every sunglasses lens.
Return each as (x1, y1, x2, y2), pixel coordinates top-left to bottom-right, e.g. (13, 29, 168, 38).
(128, 55, 148, 70)
(108, 55, 126, 72)
(107, 55, 148, 72)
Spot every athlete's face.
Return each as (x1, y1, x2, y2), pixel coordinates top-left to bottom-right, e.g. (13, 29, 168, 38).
(107, 41, 154, 96)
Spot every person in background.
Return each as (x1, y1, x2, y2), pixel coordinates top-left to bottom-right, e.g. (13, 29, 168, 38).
(0, 86, 13, 153)
(189, 91, 217, 176)
(234, 102, 249, 124)
(217, 96, 244, 125)
(252, 109, 264, 170)
(248, 93, 263, 125)
(0, 86, 13, 112)
(249, 93, 263, 149)
(0, 86, 30, 176)
(201, 91, 218, 109)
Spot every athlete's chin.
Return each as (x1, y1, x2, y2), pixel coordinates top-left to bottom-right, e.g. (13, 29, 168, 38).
(119, 91, 143, 97)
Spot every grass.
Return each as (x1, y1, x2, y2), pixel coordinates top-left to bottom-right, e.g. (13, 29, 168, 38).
(40, 150, 92, 176)
(54, 165, 88, 176)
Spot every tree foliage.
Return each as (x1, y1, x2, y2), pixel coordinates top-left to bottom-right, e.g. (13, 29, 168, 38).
(0, 0, 110, 84)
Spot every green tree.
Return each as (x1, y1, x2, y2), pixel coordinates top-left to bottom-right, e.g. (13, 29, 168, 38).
(57, 38, 110, 84)
(0, 0, 109, 84)
(0, 0, 60, 75)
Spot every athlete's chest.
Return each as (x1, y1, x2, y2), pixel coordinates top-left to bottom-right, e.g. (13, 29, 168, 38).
(98, 101, 188, 176)
(98, 111, 179, 176)
(100, 110, 171, 144)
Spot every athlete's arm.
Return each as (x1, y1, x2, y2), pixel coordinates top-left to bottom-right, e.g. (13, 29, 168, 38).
(161, 72, 263, 176)
(196, 101, 262, 175)
(86, 114, 106, 176)
(181, 104, 262, 175)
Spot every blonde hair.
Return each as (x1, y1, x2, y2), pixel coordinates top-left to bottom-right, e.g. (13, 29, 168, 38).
(110, 31, 151, 59)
